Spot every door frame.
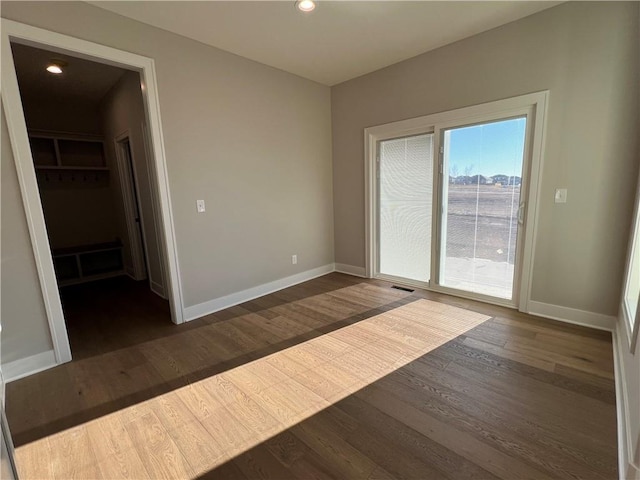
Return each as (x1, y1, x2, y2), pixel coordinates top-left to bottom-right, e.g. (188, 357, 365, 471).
(1, 19, 185, 365)
(114, 131, 148, 282)
(364, 92, 548, 312)
(620, 164, 640, 354)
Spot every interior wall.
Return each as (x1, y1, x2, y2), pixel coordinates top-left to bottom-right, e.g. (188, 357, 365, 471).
(1, 1, 333, 363)
(101, 70, 165, 295)
(1, 104, 53, 364)
(331, 1, 639, 316)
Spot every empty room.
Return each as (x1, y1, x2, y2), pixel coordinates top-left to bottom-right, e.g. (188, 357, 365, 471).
(1, 1, 639, 479)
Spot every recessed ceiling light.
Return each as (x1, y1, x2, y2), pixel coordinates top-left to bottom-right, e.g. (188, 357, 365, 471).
(296, 0, 316, 13)
(46, 65, 62, 74)
(46, 59, 67, 74)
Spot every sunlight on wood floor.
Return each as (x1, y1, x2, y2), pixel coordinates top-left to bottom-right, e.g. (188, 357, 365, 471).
(15, 298, 489, 479)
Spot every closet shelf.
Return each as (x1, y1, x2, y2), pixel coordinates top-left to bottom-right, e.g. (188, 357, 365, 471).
(35, 165, 109, 172)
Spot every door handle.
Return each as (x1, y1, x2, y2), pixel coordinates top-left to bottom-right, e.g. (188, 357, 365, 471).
(518, 202, 525, 225)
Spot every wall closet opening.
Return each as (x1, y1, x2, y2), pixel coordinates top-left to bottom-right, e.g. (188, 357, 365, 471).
(10, 42, 171, 359)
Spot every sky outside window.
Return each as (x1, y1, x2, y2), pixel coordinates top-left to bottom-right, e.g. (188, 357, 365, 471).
(447, 117, 526, 178)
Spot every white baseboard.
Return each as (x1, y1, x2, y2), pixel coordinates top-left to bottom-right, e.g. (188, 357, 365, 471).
(527, 300, 616, 331)
(183, 264, 335, 322)
(334, 263, 367, 278)
(1, 350, 57, 383)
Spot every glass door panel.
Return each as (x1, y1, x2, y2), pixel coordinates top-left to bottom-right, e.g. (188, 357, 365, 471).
(623, 202, 640, 328)
(378, 133, 433, 283)
(439, 117, 526, 300)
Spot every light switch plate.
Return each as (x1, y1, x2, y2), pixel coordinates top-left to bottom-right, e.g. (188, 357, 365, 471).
(197, 199, 206, 213)
(554, 188, 567, 204)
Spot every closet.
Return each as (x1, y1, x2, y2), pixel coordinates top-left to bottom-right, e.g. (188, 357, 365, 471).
(30, 131, 125, 286)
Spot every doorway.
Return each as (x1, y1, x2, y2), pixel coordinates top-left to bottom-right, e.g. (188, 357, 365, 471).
(10, 41, 171, 356)
(2, 19, 184, 366)
(115, 135, 149, 282)
(366, 93, 547, 310)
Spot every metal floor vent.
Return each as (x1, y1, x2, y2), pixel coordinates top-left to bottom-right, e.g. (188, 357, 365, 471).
(391, 285, 414, 293)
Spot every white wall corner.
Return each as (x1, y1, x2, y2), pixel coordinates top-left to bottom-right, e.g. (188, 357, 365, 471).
(527, 301, 617, 331)
(1, 350, 57, 383)
(334, 263, 367, 278)
(183, 264, 335, 322)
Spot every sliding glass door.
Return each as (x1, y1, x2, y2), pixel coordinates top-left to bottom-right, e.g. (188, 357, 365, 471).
(375, 118, 528, 302)
(369, 93, 546, 309)
(439, 117, 527, 301)
(378, 134, 433, 284)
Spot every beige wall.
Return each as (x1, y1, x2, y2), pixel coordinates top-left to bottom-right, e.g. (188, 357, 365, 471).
(1, 0, 333, 363)
(1, 105, 53, 364)
(101, 70, 165, 294)
(331, 1, 639, 316)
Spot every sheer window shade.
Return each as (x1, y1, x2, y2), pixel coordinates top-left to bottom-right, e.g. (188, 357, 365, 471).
(379, 134, 433, 283)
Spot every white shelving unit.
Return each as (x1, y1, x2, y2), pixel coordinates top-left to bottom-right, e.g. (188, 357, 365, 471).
(52, 242, 125, 287)
(29, 131, 110, 180)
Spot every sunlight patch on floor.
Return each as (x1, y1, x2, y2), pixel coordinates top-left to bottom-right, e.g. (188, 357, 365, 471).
(15, 299, 490, 479)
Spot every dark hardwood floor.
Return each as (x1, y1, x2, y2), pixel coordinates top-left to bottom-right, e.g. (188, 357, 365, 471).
(60, 277, 173, 360)
(6, 273, 617, 479)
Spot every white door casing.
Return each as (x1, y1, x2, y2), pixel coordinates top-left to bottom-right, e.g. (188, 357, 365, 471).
(1, 19, 185, 367)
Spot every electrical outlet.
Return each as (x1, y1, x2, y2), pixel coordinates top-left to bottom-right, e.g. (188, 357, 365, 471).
(292, 254, 297, 265)
(196, 199, 206, 213)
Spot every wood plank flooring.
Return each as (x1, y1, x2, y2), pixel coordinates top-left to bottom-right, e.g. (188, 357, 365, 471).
(6, 273, 617, 479)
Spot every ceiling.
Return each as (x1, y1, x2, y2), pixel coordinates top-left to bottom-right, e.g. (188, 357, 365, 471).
(90, 1, 562, 86)
(11, 43, 127, 105)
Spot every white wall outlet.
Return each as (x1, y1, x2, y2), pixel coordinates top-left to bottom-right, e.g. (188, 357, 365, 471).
(292, 254, 297, 265)
(196, 199, 206, 213)
(554, 188, 568, 204)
